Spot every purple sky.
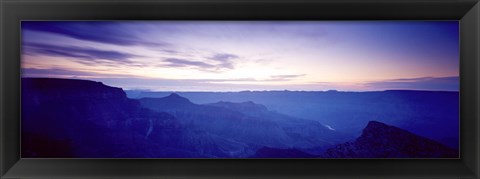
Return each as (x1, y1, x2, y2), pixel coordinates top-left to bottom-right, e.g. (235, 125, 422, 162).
(21, 21, 459, 92)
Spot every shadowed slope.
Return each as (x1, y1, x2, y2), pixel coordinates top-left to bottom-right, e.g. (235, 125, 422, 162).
(323, 121, 458, 158)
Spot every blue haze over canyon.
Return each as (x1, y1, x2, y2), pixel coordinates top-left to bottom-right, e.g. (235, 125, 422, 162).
(22, 78, 458, 158)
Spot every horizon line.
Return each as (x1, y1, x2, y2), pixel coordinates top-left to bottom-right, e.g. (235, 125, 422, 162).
(21, 77, 460, 93)
(125, 89, 460, 93)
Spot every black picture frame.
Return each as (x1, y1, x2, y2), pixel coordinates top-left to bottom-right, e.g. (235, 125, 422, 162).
(1, 0, 479, 178)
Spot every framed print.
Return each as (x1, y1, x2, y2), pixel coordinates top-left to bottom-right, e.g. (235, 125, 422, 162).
(1, 0, 479, 178)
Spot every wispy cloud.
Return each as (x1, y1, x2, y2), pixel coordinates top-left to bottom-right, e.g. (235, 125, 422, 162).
(22, 68, 97, 77)
(162, 53, 239, 72)
(24, 42, 142, 66)
(22, 68, 138, 78)
(22, 21, 169, 47)
(20, 21, 459, 92)
(364, 76, 459, 91)
(199, 74, 305, 84)
(207, 53, 238, 69)
(268, 74, 306, 81)
(208, 53, 239, 62)
(163, 58, 216, 68)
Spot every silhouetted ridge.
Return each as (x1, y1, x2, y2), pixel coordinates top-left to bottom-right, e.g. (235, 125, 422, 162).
(22, 78, 458, 158)
(323, 121, 458, 158)
(22, 78, 126, 99)
(167, 93, 181, 98)
(23, 77, 107, 88)
(363, 121, 389, 133)
(126, 90, 459, 149)
(163, 93, 192, 103)
(22, 78, 203, 158)
(208, 101, 268, 113)
(140, 95, 348, 150)
(140, 93, 195, 109)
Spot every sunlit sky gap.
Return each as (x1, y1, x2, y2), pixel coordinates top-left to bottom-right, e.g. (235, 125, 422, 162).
(21, 21, 459, 92)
